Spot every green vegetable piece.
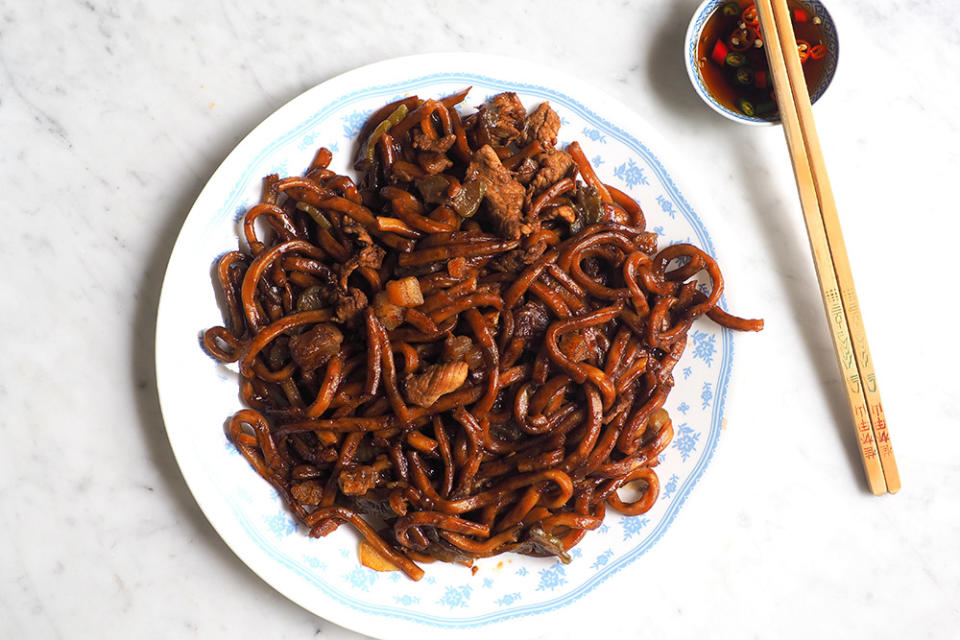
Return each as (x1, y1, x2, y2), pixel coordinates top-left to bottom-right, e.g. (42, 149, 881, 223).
(738, 97, 756, 117)
(362, 104, 409, 163)
(415, 174, 453, 205)
(721, 2, 740, 16)
(571, 185, 602, 234)
(296, 201, 332, 229)
(725, 52, 748, 67)
(735, 67, 755, 86)
(449, 180, 486, 218)
(581, 187, 603, 224)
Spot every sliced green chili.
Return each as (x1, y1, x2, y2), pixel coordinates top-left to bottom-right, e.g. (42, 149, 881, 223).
(570, 185, 602, 234)
(296, 201, 332, 229)
(725, 52, 748, 68)
(721, 2, 740, 16)
(362, 104, 409, 163)
(449, 180, 486, 218)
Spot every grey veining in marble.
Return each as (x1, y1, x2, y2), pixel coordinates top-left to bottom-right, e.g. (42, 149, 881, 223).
(1, 1, 958, 638)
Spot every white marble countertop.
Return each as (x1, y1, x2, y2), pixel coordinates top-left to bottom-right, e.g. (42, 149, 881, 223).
(2, 1, 959, 638)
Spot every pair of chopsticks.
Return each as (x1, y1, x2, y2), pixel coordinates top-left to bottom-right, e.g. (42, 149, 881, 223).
(755, 0, 900, 495)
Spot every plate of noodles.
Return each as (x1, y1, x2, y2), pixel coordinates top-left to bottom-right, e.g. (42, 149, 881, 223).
(156, 52, 762, 639)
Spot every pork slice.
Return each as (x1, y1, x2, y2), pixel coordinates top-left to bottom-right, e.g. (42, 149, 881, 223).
(529, 148, 574, 195)
(412, 130, 457, 153)
(341, 216, 385, 269)
(333, 287, 368, 328)
(485, 92, 527, 145)
(490, 238, 547, 273)
(514, 300, 552, 339)
(338, 466, 379, 496)
(288, 322, 343, 370)
(465, 145, 527, 239)
(491, 92, 527, 129)
(291, 480, 324, 506)
(404, 361, 469, 408)
(522, 102, 561, 148)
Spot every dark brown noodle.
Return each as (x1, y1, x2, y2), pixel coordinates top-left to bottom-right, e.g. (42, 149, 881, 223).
(203, 89, 762, 580)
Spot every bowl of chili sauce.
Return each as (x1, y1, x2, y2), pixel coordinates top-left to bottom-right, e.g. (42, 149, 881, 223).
(685, 0, 838, 125)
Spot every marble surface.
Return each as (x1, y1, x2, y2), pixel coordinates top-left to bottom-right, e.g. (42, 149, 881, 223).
(2, 1, 958, 638)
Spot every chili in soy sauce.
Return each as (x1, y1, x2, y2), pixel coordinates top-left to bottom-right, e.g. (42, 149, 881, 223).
(697, 0, 828, 119)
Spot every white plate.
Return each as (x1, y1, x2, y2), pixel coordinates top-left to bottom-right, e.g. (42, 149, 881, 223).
(156, 52, 737, 640)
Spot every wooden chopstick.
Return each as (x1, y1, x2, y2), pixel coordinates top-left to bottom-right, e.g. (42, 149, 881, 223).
(764, 0, 900, 494)
(755, 0, 899, 494)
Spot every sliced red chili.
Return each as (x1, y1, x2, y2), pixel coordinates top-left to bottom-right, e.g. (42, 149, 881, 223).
(754, 69, 768, 89)
(710, 38, 729, 65)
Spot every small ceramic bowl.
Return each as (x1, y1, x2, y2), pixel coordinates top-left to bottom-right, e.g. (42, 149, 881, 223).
(684, 0, 839, 125)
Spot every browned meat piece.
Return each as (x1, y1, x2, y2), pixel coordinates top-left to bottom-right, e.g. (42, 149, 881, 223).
(559, 332, 589, 362)
(440, 334, 484, 371)
(514, 157, 537, 185)
(311, 519, 340, 537)
(580, 257, 609, 284)
(529, 149, 574, 194)
(334, 287, 368, 327)
(636, 231, 659, 254)
(464, 346, 485, 371)
(417, 151, 454, 175)
(291, 480, 324, 506)
(490, 242, 546, 273)
(468, 92, 528, 148)
(412, 130, 457, 153)
(522, 102, 561, 148)
(465, 145, 527, 239)
(524, 235, 548, 263)
(288, 322, 343, 370)
(490, 223, 547, 272)
(404, 361, 469, 407)
(372, 291, 405, 330)
(341, 217, 385, 270)
(338, 466, 379, 496)
(514, 300, 552, 339)
(542, 204, 576, 224)
(442, 334, 474, 362)
(265, 339, 290, 370)
(345, 488, 400, 520)
(336, 218, 384, 305)
(485, 92, 527, 145)
(491, 92, 527, 129)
